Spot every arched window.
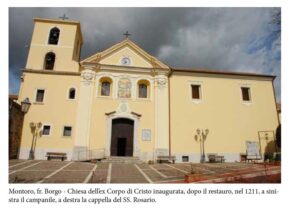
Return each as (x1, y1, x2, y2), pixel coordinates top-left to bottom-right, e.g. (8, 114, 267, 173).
(137, 80, 150, 99)
(44, 52, 55, 70)
(48, 27, 60, 45)
(99, 77, 113, 97)
(68, 88, 76, 99)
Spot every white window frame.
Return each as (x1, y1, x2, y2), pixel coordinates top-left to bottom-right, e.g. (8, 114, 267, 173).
(62, 125, 73, 138)
(188, 81, 203, 104)
(136, 79, 151, 101)
(34, 88, 46, 104)
(67, 87, 77, 100)
(96, 75, 114, 99)
(240, 84, 253, 105)
(41, 124, 52, 137)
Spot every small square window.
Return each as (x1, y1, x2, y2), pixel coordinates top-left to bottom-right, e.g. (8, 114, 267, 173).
(241, 87, 251, 101)
(182, 156, 189, 162)
(42, 125, 51, 136)
(63, 126, 72, 137)
(191, 85, 201, 99)
(36, 89, 45, 102)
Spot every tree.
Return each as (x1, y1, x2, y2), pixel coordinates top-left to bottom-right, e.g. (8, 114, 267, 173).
(275, 124, 281, 149)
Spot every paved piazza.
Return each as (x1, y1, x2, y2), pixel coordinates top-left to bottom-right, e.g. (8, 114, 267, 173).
(9, 160, 281, 183)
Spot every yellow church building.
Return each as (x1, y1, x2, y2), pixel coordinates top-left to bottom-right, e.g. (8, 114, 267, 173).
(17, 17, 279, 163)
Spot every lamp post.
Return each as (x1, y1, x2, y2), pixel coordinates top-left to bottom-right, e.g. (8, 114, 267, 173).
(20, 98, 42, 160)
(29, 122, 42, 160)
(20, 98, 32, 160)
(195, 128, 209, 163)
(21, 98, 31, 113)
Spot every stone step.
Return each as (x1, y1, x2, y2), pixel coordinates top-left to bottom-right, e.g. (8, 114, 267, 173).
(101, 157, 143, 164)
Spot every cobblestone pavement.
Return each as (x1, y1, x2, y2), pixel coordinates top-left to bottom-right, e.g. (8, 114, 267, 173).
(9, 160, 280, 183)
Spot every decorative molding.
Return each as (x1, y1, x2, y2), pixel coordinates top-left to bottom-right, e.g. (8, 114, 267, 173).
(81, 70, 95, 86)
(22, 69, 80, 76)
(116, 101, 131, 114)
(156, 77, 167, 86)
(131, 111, 142, 117)
(105, 111, 116, 116)
(155, 75, 168, 89)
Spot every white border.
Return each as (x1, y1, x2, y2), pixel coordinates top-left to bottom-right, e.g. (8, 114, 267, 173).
(136, 79, 151, 101)
(41, 123, 52, 137)
(62, 125, 73, 138)
(239, 84, 253, 105)
(33, 88, 46, 104)
(5, 3, 300, 208)
(188, 80, 203, 104)
(66, 86, 77, 100)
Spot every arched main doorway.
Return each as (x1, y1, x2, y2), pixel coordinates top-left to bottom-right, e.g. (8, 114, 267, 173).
(110, 118, 134, 156)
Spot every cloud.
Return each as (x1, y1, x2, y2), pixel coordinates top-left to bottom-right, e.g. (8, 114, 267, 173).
(9, 7, 281, 101)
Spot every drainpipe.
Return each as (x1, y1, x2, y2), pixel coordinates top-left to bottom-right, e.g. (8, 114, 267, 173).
(168, 69, 173, 156)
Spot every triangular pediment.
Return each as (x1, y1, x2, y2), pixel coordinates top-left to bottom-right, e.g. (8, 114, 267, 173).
(81, 39, 169, 69)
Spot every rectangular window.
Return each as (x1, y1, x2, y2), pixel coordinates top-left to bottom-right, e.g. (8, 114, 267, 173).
(182, 156, 189, 162)
(191, 85, 201, 99)
(63, 126, 72, 137)
(101, 82, 111, 96)
(36, 89, 45, 102)
(138, 84, 148, 98)
(241, 87, 251, 101)
(42, 125, 51, 136)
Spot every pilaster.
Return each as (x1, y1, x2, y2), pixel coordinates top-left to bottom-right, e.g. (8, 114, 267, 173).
(72, 66, 95, 160)
(154, 73, 170, 156)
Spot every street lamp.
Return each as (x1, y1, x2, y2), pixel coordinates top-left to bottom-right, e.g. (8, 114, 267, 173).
(28, 122, 42, 160)
(21, 98, 31, 113)
(195, 128, 210, 163)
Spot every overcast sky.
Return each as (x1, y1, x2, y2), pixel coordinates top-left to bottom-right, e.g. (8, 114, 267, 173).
(9, 7, 281, 101)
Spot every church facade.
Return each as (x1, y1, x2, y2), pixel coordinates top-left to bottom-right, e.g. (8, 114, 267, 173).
(17, 18, 279, 163)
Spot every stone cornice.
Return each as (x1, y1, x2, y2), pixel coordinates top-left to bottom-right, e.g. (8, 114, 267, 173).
(171, 68, 276, 81)
(81, 63, 171, 76)
(22, 69, 80, 76)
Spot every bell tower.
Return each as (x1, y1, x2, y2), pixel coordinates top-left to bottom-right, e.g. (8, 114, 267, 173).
(25, 17, 83, 72)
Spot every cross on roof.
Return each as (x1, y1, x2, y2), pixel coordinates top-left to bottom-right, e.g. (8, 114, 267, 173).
(59, 14, 69, 20)
(123, 31, 131, 38)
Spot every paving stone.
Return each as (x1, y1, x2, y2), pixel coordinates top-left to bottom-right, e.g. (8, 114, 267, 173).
(96, 163, 109, 170)
(42, 171, 91, 183)
(27, 161, 69, 171)
(9, 161, 39, 171)
(156, 168, 185, 177)
(9, 160, 27, 166)
(64, 162, 95, 171)
(136, 163, 151, 170)
(141, 170, 166, 182)
(90, 170, 108, 183)
(9, 171, 54, 183)
(110, 163, 149, 183)
(8, 160, 281, 183)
